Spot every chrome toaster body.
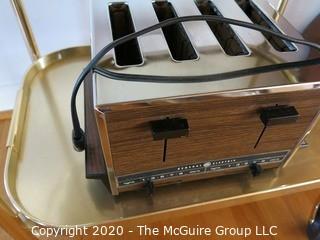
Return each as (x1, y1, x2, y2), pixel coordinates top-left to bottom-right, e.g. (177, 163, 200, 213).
(88, 0, 320, 195)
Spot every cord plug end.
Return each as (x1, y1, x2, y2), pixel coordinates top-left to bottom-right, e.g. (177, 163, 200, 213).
(72, 129, 86, 152)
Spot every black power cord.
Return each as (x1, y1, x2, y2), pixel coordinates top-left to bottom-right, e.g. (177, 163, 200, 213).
(71, 15, 320, 151)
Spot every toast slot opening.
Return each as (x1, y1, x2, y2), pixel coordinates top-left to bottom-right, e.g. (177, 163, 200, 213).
(152, 1, 198, 61)
(236, 0, 297, 52)
(108, 3, 143, 67)
(195, 0, 249, 56)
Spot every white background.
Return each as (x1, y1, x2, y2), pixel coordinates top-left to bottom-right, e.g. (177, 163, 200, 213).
(0, 0, 90, 110)
(0, 0, 319, 110)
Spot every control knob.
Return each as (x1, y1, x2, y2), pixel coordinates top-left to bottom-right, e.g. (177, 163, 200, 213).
(249, 163, 263, 177)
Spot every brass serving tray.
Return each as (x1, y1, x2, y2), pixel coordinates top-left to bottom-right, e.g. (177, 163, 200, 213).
(4, 46, 320, 227)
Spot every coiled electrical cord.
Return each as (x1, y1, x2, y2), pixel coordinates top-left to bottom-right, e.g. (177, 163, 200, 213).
(71, 15, 320, 151)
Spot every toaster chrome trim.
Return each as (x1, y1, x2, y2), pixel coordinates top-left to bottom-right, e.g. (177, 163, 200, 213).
(90, 0, 318, 106)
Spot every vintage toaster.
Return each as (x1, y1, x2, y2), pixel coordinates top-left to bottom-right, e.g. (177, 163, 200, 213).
(84, 0, 320, 195)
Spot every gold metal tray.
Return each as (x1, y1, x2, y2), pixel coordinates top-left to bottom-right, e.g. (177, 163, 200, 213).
(4, 46, 320, 228)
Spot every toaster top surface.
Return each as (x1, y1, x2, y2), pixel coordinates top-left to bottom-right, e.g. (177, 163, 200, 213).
(90, 0, 318, 106)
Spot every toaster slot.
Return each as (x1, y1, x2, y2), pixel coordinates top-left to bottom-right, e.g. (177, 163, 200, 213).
(108, 3, 143, 67)
(152, 1, 198, 61)
(236, 0, 297, 52)
(195, 0, 249, 56)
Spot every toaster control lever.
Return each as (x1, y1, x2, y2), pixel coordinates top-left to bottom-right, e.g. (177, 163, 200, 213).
(255, 105, 299, 148)
(260, 105, 299, 126)
(250, 163, 263, 177)
(150, 117, 189, 140)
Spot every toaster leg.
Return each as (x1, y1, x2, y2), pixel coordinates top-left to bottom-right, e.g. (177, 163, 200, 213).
(307, 203, 320, 240)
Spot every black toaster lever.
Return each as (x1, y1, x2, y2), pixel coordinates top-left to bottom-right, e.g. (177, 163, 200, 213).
(254, 105, 299, 149)
(150, 117, 189, 163)
(260, 105, 299, 126)
(150, 117, 189, 140)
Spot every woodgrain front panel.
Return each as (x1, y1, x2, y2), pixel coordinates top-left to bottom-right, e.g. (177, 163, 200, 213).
(97, 89, 320, 176)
